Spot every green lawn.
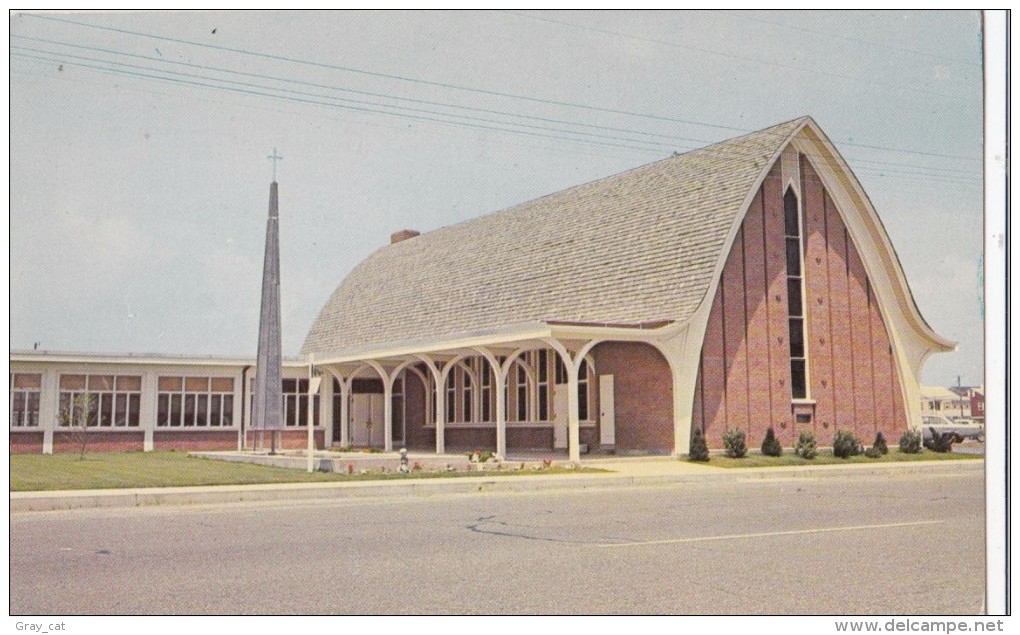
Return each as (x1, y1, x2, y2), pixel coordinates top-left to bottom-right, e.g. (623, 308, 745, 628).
(696, 449, 982, 468)
(9, 452, 600, 492)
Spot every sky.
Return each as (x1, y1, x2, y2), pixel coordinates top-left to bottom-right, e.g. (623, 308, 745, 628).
(8, 10, 987, 387)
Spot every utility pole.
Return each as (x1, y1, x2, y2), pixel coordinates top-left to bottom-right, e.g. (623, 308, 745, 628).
(958, 375, 965, 419)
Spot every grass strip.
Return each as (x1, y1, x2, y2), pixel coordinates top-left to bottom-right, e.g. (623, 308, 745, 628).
(10, 451, 600, 492)
(696, 449, 982, 468)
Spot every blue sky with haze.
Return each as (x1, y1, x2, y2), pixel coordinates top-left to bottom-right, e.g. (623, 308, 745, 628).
(8, 10, 986, 387)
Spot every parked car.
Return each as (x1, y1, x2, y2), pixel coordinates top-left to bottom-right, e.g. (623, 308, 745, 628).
(921, 414, 984, 442)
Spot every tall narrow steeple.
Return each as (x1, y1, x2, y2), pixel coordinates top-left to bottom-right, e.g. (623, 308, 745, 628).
(252, 158, 284, 444)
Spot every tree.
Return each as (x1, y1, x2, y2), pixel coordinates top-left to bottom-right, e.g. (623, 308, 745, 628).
(58, 393, 96, 460)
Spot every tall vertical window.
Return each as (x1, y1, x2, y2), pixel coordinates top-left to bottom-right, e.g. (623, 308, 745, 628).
(10, 373, 41, 428)
(446, 369, 456, 423)
(578, 359, 590, 421)
(462, 360, 474, 423)
(391, 377, 404, 443)
(60, 374, 141, 428)
(537, 349, 550, 421)
(428, 373, 436, 424)
(159, 376, 235, 427)
(480, 362, 492, 422)
(784, 187, 808, 399)
(515, 362, 528, 422)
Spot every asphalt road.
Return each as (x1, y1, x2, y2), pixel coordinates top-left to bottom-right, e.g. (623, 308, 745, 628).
(10, 468, 984, 615)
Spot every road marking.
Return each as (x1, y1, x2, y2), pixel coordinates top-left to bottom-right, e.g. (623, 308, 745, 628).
(597, 520, 944, 548)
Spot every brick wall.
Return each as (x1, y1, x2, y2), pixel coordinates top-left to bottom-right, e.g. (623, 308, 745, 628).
(52, 431, 145, 453)
(10, 431, 44, 454)
(693, 157, 908, 449)
(154, 431, 238, 451)
(592, 341, 673, 453)
(244, 429, 325, 450)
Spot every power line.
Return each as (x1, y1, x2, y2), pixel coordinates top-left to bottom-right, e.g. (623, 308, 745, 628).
(20, 13, 749, 134)
(18, 12, 980, 163)
(12, 47, 983, 189)
(8, 65, 653, 169)
(10, 51, 676, 156)
(710, 10, 982, 68)
(502, 10, 975, 101)
(12, 33, 712, 148)
(10, 46, 684, 154)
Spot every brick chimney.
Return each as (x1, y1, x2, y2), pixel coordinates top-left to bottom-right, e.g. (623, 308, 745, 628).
(390, 229, 420, 244)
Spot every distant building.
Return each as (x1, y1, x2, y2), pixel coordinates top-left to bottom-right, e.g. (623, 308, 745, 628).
(920, 385, 978, 420)
(969, 388, 985, 422)
(10, 117, 954, 457)
(948, 385, 984, 422)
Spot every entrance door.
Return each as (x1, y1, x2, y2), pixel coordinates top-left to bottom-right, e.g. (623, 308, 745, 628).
(599, 374, 615, 449)
(351, 393, 384, 447)
(553, 384, 568, 449)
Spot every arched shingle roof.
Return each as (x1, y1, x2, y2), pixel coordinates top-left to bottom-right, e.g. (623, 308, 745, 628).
(302, 117, 808, 357)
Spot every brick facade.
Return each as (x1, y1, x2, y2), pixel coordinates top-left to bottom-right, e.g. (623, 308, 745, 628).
(592, 341, 673, 453)
(52, 431, 145, 453)
(155, 431, 238, 452)
(693, 157, 907, 449)
(10, 431, 44, 454)
(244, 429, 325, 450)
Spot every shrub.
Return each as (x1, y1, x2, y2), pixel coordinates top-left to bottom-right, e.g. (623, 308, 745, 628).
(923, 428, 956, 453)
(899, 429, 923, 454)
(466, 450, 495, 463)
(795, 430, 817, 459)
(688, 427, 710, 462)
(864, 446, 883, 458)
(722, 428, 747, 458)
(761, 426, 783, 457)
(872, 431, 889, 455)
(832, 429, 861, 458)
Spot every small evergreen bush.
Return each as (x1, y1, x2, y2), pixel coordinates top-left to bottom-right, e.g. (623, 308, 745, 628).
(795, 430, 817, 459)
(688, 427, 710, 462)
(899, 429, 923, 454)
(923, 429, 956, 453)
(722, 428, 748, 458)
(761, 426, 783, 457)
(832, 429, 861, 458)
(873, 431, 889, 455)
(864, 446, 883, 458)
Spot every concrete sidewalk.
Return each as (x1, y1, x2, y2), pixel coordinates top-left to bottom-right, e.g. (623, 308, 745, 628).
(10, 456, 982, 513)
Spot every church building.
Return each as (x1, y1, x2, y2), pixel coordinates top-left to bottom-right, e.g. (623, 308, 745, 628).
(302, 116, 953, 461)
(10, 117, 953, 459)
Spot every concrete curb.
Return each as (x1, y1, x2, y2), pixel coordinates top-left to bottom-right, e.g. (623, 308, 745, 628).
(10, 459, 983, 513)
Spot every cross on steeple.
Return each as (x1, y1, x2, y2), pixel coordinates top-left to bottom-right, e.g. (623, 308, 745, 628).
(267, 147, 283, 181)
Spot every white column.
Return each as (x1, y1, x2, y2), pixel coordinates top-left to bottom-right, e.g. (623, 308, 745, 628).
(415, 355, 446, 454)
(494, 368, 507, 458)
(320, 372, 334, 448)
(339, 381, 350, 449)
(543, 338, 599, 464)
(473, 347, 510, 459)
(651, 327, 695, 457)
(566, 363, 581, 463)
(140, 370, 157, 452)
(434, 377, 446, 454)
(382, 377, 394, 453)
(40, 367, 59, 454)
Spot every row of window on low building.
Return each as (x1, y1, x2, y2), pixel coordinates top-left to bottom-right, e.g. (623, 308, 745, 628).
(11, 352, 596, 430)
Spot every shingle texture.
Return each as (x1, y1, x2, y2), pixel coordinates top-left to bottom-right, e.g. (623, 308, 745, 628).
(302, 118, 808, 357)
